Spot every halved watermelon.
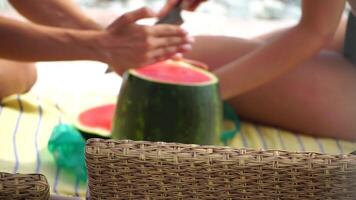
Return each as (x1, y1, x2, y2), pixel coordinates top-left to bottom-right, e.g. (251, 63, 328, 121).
(76, 104, 116, 136)
(112, 60, 222, 145)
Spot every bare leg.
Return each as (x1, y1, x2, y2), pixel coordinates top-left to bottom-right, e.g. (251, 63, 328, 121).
(185, 16, 347, 68)
(229, 51, 356, 140)
(253, 15, 347, 52)
(184, 33, 356, 140)
(0, 59, 37, 99)
(184, 36, 261, 71)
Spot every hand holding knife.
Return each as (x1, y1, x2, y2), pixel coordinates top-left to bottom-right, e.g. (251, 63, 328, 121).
(156, 0, 209, 70)
(106, 0, 207, 73)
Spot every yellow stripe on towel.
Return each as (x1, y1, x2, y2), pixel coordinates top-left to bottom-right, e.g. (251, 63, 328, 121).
(1, 91, 355, 199)
(0, 94, 86, 198)
(297, 134, 324, 153)
(231, 122, 356, 154)
(256, 125, 287, 150)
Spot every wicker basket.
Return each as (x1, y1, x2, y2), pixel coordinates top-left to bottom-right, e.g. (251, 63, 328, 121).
(86, 138, 356, 200)
(0, 172, 50, 200)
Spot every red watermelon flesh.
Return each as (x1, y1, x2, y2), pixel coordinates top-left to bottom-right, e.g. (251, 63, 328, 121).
(78, 104, 116, 132)
(133, 61, 213, 85)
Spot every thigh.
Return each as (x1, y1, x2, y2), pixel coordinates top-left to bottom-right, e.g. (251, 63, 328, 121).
(0, 59, 37, 99)
(253, 16, 347, 53)
(184, 35, 261, 70)
(228, 51, 356, 140)
(185, 16, 347, 68)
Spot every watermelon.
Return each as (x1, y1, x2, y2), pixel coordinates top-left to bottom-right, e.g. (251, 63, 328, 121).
(112, 60, 222, 145)
(76, 104, 116, 137)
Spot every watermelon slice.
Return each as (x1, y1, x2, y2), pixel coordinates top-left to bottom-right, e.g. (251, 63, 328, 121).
(76, 104, 115, 137)
(112, 60, 222, 145)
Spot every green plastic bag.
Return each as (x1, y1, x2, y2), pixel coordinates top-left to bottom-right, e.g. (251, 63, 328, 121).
(48, 124, 87, 182)
(220, 102, 241, 145)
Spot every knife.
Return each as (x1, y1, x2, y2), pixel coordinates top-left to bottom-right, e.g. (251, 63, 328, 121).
(156, 0, 207, 24)
(156, 0, 184, 25)
(105, 1, 184, 74)
(106, 0, 209, 73)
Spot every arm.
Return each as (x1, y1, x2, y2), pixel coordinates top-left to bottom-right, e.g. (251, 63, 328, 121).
(216, 0, 345, 99)
(8, 0, 101, 30)
(0, 15, 101, 62)
(0, 7, 191, 74)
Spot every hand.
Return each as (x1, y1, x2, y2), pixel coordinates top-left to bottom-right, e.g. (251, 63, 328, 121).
(171, 54, 209, 70)
(159, 0, 207, 17)
(98, 7, 194, 75)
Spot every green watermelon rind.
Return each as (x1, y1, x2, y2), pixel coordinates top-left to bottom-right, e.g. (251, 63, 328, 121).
(112, 62, 222, 145)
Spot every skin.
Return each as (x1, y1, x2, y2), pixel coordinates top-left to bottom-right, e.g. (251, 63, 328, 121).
(8, 0, 102, 30)
(0, 0, 194, 98)
(180, 0, 356, 140)
(160, 0, 207, 16)
(348, 0, 356, 15)
(2, 0, 355, 140)
(0, 60, 36, 98)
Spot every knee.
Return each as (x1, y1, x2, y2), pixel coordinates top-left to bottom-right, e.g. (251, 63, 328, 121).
(0, 62, 37, 99)
(22, 63, 37, 93)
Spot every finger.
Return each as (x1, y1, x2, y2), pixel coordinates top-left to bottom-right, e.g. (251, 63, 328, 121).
(115, 68, 125, 76)
(149, 36, 194, 49)
(108, 7, 156, 31)
(110, 64, 126, 75)
(172, 53, 183, 60)
(147, 44, 192, 60)
(144, 54, 176, 66)
(179, 58, 209, 70)
(148, 24, 188, 37)
(169, 55, 209, 70)
(181, 0, 207, 11)
(158, 0, 179, 17)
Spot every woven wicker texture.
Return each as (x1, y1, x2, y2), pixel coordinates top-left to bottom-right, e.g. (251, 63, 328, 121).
(86, 139, 356, 200)
(0, 172, 50, 200)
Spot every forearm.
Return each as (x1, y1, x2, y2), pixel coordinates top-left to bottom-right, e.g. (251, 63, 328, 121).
(9, 0, 101, 30)
(216, 0, 345, 100)
(215, 25, 329, 99)
(0, 16, 103, 62)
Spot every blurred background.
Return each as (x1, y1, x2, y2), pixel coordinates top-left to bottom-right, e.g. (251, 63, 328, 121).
(0, 0, 301, 19)
(0, 0, 350, 125)
(0, 0, 301, 38)
(0, 0, 327, 112)
(0, 0, 304, 109)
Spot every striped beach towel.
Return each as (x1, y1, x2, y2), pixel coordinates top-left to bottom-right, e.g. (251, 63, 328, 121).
(0, 93, 87, 198)
(0, 92, 355, 198)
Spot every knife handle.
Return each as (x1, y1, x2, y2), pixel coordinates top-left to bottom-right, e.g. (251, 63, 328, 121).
(156, 0, 184, 25)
